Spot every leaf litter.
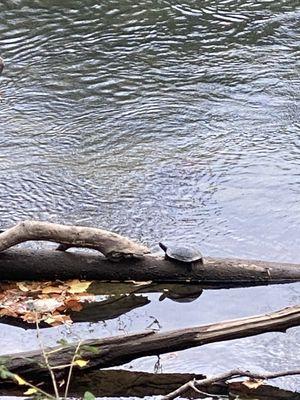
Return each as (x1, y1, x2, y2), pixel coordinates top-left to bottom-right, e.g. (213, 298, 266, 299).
(0, 280, 94, 327)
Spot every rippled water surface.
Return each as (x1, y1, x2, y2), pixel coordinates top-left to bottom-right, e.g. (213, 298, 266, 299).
(0, 0, 300, 393)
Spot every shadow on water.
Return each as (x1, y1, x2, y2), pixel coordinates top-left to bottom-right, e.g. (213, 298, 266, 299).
(0, 0, 299, 393)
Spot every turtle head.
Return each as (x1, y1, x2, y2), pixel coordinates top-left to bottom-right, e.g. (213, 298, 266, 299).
(158, 242, 168, 252)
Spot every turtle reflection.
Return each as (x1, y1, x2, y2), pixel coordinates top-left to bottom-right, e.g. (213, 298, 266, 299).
(158, 284, 203, 303)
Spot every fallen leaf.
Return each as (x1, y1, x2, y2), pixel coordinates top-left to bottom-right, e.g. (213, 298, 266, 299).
(0, 308, 19, 318)
(132, 281, 153, 286)
(44, 314, 73, 326)
(23, 388, 38, 395)
(22, 312, 42, 324)
(64, 299, 83, 312)
(83, 391, 95, 400)
(242, 378, 264, 389)
(16, 283, 30, 292)
(74, 359, 89, 367)
(14, 375, 27, 386)
(28, 298, 63, 312)
(67, 280, 92, 294)
(42, 285, 66, 294)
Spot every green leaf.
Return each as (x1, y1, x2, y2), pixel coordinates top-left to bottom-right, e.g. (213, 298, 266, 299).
(80, 345, 100, 354)
(0, 357, 9, 366)
(83, 391, 95, 400)
(0, 368, 11, 379)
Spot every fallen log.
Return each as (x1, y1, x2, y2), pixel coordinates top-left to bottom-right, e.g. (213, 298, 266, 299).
(1, 369, 299, 399)
(0, 220, 300, 285)
(1, 247, 300, 285)
(3, 305, 300, 379)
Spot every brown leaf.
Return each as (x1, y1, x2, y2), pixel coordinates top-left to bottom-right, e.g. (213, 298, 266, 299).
(64, 299, 84, 312)
(0, 308, 19, 318)
(42, 285, 66, 294)
(22, 313, 39, 323)
(43, 314, 73, 326)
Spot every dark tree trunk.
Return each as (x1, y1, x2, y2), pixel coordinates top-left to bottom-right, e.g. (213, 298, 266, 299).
(0, 248, 300, 286)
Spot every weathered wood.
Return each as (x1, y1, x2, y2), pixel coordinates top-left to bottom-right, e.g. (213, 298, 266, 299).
(1, 247, 300, 285)
(1, 369, 298, 399)
(3, 305, 300, 379)
(0, 220, 149, 259)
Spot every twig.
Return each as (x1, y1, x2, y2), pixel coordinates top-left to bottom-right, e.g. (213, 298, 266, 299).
(162, 368, 300, 400)
(188, 380, 225, 398)
(35, 316, 60, 399)
(64, 341, 82, 398)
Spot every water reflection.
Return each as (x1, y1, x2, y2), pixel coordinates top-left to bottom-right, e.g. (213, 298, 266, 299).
(0, 0, 299, 392)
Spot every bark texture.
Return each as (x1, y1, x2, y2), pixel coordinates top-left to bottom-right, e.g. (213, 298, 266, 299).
(1, 248, 300, 285)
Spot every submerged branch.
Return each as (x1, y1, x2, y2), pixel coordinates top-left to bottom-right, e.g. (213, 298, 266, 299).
(3, 304, 300, 377)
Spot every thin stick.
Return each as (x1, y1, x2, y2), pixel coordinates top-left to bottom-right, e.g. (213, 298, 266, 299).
(64, 341, 82, 398)
(35, 316, 60, 399)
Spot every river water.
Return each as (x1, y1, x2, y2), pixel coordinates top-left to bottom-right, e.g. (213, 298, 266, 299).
(0, 0, 299, 394)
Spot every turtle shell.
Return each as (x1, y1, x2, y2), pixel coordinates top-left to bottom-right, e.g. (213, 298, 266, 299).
(159, 242, 203, 263)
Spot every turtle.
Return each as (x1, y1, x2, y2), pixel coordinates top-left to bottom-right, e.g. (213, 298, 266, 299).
(159, 242, 203, 265)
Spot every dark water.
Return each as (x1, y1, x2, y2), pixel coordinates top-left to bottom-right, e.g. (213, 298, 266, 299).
(0, 0, 300, 393)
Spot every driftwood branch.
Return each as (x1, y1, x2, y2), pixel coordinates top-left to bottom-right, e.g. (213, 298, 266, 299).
(162, 368, 300, 400)
(3, 305, 300, 378)
(0, 220, 149, 260)
(1, 247, 300, 285)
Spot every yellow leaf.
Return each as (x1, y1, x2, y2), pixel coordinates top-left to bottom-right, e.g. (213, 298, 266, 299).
(74, 359, 89, 368)
(44, 314, 73, 326)
(132, 281, 153, 286)
(24, 388, 38, 395)
(14, 375, 27, 385)
(243, 378, 264, 389)
(16, 282, 30, 292)
(67, 280, 92, 294)
(43, 317, 56, 325)
(42, 285, 65, 294)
